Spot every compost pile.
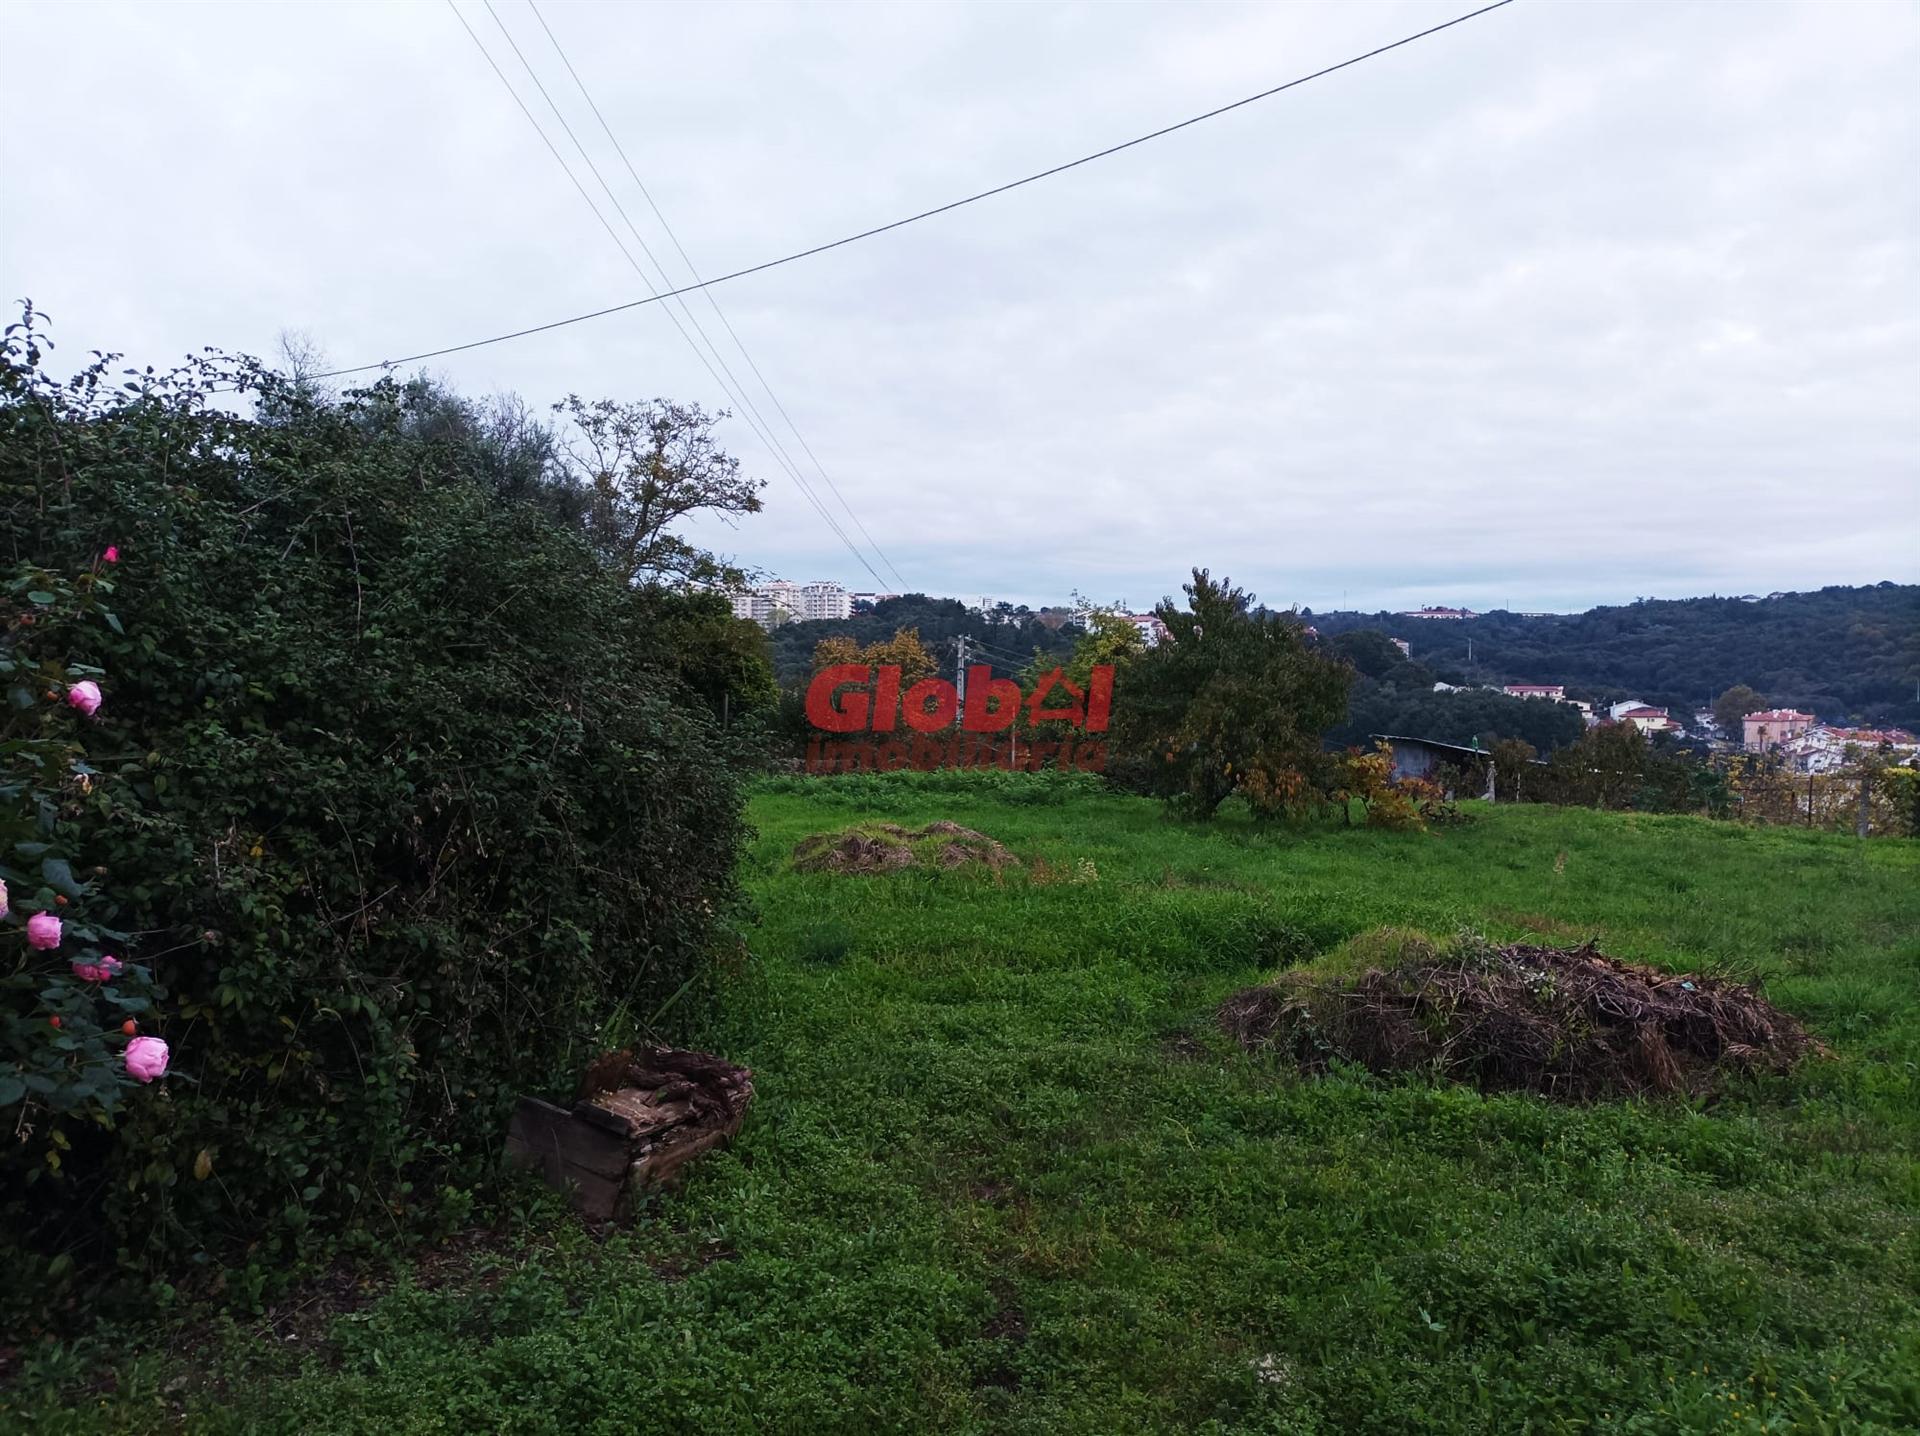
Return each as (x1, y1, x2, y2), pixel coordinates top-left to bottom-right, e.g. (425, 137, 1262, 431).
(1219, 942, 1820, 1099)
(792, 821, 1019, 874)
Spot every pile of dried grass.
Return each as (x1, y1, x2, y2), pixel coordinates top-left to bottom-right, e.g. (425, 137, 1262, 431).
(1220, 942, 1820, 1099)
(791, 821, 1019, 875)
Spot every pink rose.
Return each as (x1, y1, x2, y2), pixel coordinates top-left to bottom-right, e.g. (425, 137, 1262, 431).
(26, 912, 62, 950)
(66, 680, 103, 717)
(71, 955, 123, 983)
(103, 545, 120, 564)
(0, 877, 8, 918)
(124, 1035, 170, 1083)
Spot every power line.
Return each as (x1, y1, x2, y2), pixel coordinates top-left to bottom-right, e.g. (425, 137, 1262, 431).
(474, 0, 893, 590)
(525, 0, 908, 591)
(448, 0, 892, 589)
(312, 0, 1515, 379)
(967, 636, 1047, 669)
(465, 0, 885, 587)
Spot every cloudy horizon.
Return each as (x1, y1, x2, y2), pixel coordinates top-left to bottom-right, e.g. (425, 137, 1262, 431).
(3, 0, 1915, 614)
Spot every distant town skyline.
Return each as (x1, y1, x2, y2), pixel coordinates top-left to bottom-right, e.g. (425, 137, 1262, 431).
(725, 574, 1906, 621)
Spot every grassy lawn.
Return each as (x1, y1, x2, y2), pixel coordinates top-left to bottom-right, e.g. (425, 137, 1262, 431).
(16, 774, 1920, 1433)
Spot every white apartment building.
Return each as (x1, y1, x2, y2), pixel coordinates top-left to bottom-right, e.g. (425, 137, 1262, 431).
(731, 578, 852, 627)
(798, 581, 852, 622)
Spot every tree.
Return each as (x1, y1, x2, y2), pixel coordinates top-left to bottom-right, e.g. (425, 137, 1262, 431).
(636, 588, 778, 723)
(555, 395, 763, 587)
(1111, 569, 1352, 819)
(812, 627, 936, 684)
(770, 595, 1074, 688)
(1713, 684, 1767, 734)
(1328, 629, 1408, 680)
(1019, 610, 1147, 741)
(1541, 722, 1649, 810)
(1488, 737, 1538, 802)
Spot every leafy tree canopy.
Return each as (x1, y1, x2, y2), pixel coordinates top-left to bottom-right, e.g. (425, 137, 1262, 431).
(1111, 570, 1352, 819)
(1713, 683, 1768, 733)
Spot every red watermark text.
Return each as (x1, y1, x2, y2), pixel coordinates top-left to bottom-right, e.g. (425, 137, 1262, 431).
(803, 664, 1113, 773)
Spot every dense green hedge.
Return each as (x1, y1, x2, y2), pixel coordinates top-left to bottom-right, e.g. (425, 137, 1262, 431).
(2, 315, 748, 1317)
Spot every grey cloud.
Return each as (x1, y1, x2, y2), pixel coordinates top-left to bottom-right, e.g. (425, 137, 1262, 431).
(2, 0, 1913, 614)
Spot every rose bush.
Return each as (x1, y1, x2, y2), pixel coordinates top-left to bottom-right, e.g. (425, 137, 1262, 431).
(2, 305, 748, 1321)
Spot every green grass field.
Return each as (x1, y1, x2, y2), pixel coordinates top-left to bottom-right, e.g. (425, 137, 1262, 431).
(17, 774, 1920, 1433)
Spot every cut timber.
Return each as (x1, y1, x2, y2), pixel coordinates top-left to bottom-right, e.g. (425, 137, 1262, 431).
(504, 1045, 753, 1219)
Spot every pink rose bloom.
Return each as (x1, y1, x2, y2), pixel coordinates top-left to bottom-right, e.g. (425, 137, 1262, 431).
(103, 545, 120, 564)
(66, 680, 103, 717)
(26, 912, 62, 950)
(72, 955, 124, 983)
(124, 1036, 169, 1083)
(0, 877, 8, 918)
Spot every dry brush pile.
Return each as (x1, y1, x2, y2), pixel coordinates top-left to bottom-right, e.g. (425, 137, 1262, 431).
(791, 821, 1020, 875)
(1221, 940, 1821, 1100)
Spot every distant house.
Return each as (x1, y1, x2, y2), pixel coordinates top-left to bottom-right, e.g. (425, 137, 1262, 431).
(1769, 724, 1917, 773)
(1390, 638, 1411, 657)
(1834, 726, 1917, 747)
(1503, 684, 1566, 701)
(1607, 700, 1682, 735)
(1124, 613, 1170, 648)
(1397, 606, 1475, 620)
(1742, 709, 1814, 753)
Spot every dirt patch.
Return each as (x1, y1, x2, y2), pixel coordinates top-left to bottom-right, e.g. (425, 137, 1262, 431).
(975, 1277, 1028, 1391)
(1220, 942, 1822, 1100)
(1159, 1029, 1213, 1062)
(792, 821, 1019, 875)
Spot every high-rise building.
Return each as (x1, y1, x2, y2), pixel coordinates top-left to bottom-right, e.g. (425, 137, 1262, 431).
(731, 578, 850, 628)
(799, 581, 852, 622)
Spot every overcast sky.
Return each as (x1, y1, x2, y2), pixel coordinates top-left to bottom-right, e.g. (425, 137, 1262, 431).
(3, 0, 1915, 613)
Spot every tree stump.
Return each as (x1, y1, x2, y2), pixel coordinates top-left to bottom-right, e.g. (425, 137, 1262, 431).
(504, 1045, 753, 1219)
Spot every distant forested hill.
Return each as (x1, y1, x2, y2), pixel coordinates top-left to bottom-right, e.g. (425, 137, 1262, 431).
(765, 593, 1074, 686)
(1306, 583, 1920, 728)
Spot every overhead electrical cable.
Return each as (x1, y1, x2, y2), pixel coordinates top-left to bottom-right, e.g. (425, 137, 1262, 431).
(967, 636, 1048, 669)
(476, 0, 875, 576)
(310, 0, 1515, 379)
(524, 0, 907, 590)
(448, 0, 892, 588)
(465, 0, 888, 587)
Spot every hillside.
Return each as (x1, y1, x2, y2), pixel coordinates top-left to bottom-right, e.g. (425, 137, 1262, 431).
(1307, 582, 1920, 727)
(28, 776, 1919, 1433)
(766, 594, 1074, 686)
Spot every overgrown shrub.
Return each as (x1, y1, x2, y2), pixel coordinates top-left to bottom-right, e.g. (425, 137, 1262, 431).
(1, 311, 747, 1317)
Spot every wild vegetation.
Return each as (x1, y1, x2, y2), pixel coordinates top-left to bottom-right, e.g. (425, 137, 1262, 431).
(768, 594, 1074, 689)
(1, 311, 770, 1320)
(8, 775, 1916, 1432)
(6, 309, 1914, 1429)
